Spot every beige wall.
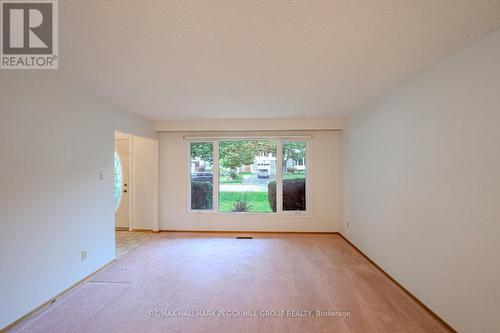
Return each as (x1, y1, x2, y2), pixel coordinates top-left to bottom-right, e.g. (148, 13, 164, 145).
(160, 130, 341, 232)
(342, 28, 500, 332)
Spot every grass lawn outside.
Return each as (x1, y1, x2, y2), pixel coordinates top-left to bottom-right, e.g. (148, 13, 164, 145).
(284, 172, 306, 180)
(219, 191, 272, 212)
(219, 172, 252, 184)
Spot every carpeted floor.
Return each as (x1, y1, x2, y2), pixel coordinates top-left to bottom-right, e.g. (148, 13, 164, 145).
(9, 233, 451, 333)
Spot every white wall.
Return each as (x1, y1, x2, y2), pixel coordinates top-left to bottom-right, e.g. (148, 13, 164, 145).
(154, 118, 344, 131)
(342, 28, 500, 332)
(0, 72, 156, 329)
(160, 130, 341, 232)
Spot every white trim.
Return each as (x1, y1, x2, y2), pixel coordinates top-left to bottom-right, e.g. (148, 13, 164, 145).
(152, 139, 160, 232)
(276, 140, 283, 213)
(213, 141, 219, 212)
(186, 143, 191, 214)
(128, 136, 134, 231)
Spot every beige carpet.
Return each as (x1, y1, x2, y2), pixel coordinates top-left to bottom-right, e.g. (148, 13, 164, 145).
(10, 233, 451, 333)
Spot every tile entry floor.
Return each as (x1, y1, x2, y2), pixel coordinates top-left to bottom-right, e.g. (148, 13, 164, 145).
(115, 230, 153, 258)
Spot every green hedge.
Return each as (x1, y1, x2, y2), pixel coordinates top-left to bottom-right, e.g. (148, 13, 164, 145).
(268, 178, 306, 212)
(191, 181, 213, 210)
(268, 181, 277, 212)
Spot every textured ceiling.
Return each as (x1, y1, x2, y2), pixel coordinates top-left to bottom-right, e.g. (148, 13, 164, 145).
(41, 1, 500, 119)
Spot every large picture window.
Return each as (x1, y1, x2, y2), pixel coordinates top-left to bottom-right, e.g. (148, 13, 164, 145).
(188, 138, 309, 214)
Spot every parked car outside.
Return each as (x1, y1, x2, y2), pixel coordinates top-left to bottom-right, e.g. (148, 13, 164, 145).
(257, 169, 270, 178)
(192, 172, 213, 183)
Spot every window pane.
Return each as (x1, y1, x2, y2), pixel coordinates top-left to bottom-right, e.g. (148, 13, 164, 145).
(190, 142, 213, 210)
(114, 151, 123, 212)
(282, 141, 306, 211)
(219, 140, 276, 213)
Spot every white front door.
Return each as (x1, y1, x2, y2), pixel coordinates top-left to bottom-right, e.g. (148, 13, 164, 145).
(115, 139, 130, 228)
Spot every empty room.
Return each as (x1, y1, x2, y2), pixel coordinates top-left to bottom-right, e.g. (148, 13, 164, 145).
(1, 1, 499, 332)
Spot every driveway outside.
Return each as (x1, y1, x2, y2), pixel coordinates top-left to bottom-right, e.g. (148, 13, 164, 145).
(220, 174, 275, 192)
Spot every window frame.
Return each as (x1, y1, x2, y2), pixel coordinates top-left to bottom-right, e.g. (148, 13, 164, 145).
(280, 139, 311, 215)
(187, 140, 218, 214)
(187, 137, 311, 216)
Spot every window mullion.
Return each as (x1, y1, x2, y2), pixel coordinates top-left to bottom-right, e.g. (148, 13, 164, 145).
(213, 141, 219, 212)
(276, 140, 283, 213)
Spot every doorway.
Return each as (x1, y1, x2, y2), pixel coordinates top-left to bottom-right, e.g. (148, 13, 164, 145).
(113, 131, 160, 257)
(115, 132, 131, 230)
